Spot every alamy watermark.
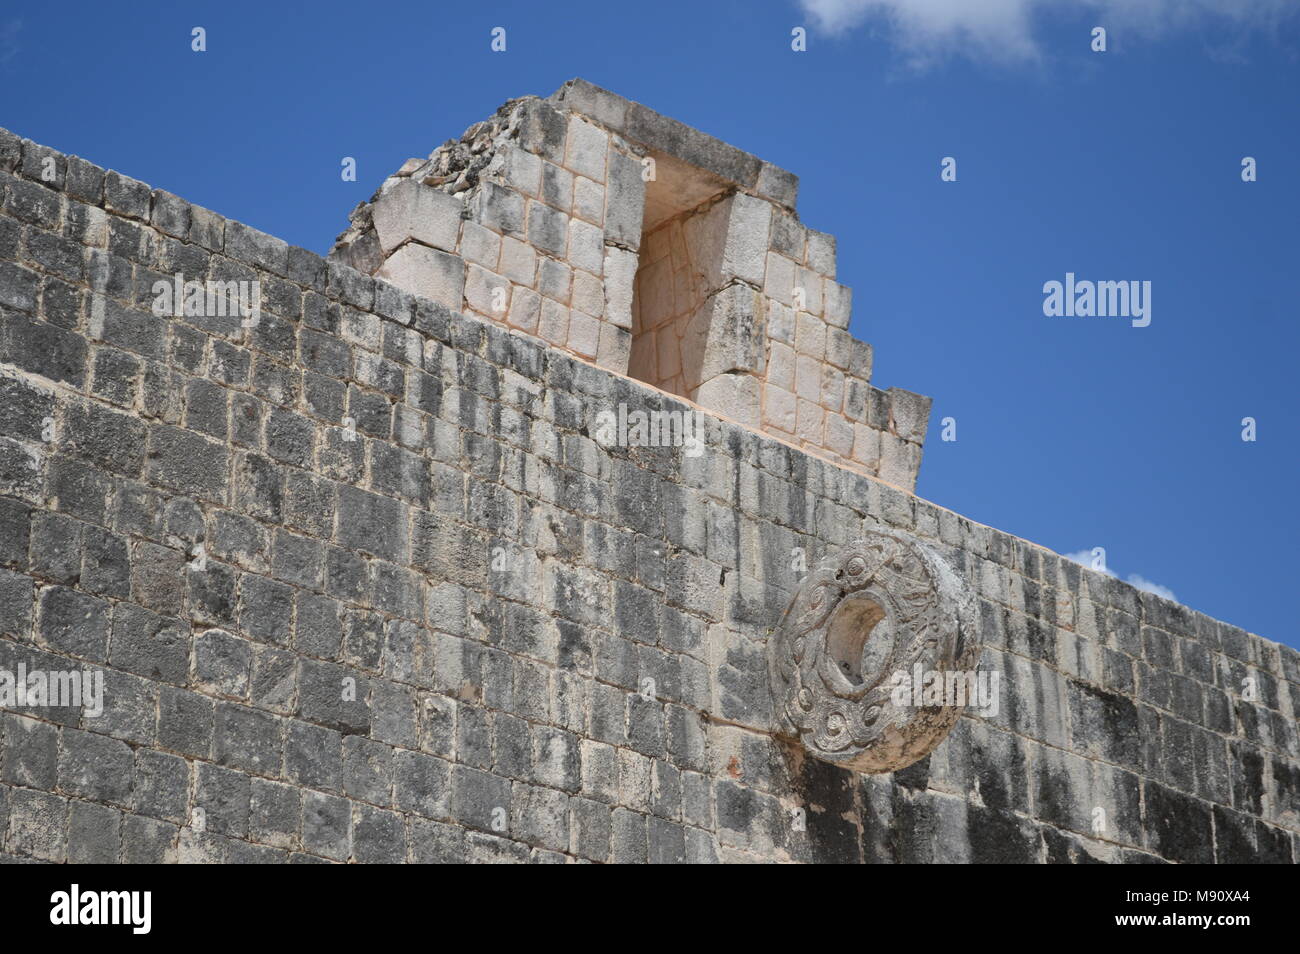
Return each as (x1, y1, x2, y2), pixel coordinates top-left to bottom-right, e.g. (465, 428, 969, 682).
(0, 663, 105, 717)
(151, 272, 262, 327)
(593, 403, 705, 458)
(888, 665, 1000, 717)
(1043, 272, 1151, 328)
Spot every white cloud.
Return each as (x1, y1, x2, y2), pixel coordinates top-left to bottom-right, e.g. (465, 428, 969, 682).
(1124, 574, 1178, 602)
(797, 0, 1299, 64)
(0, 19, 21, 66)
(1061, 549, 1177, 603)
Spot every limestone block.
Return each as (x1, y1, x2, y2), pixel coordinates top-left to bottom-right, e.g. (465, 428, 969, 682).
(596, 321, 632, 373)
(604, 151, 645, 249)
(464, 264, 509, 317)
(372, 179, 463, 255)
(460, 222, 501, 268)
(528, 201, 568, 258)
(879, 432, 919, 491)
(825, 280, 852, 330)
(376, 244, 464, 311)
(602, 247, 638, 330)
(825, 414, 855, 459)
(565, 116, 609, 182)
(571, 270, 604, 319)
(794, 354, 820, 403)
(499, 236, 537, 286)
(568, 219, 604, 275)
(683, 283, 765, 390)
(764, 252, 795, 307)
(807, 229, 836, 277)
(888, 388, 932, 444)
(766, 341, 795, 392)
(538, 258, 572, 303)
(852, 423, 881, 468)
(573, 176, 605, 225)
(795, 312, 826, 360)
(682, 192, 771, 295)
(796, 399, 823, 444)
(539, 298, 569, 345)
(508, 287, 541, 334)
(756, 161, 799, 210)
(763, 384, 797, 433)
(541, 162, 574, 212)
(502, 145, 542, 198)
(470, 182, 525, 237)
(693, 372, 760, 431)
(821, 366, 844, 410)
(567, 311, 600, 358)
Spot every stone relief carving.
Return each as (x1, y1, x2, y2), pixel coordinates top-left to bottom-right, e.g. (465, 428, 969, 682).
(770, 528, 980, 773)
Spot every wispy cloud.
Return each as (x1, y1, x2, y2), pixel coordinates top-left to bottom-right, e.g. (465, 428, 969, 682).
(1062, 549, 1177, 603)
(0, 19, 21, 67)
(797, 0, 1299, 66)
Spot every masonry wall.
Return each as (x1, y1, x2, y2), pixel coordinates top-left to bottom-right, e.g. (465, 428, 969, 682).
(0, 125, 1297, 864)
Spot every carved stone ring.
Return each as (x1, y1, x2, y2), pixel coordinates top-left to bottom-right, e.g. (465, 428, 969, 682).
(770, 528, 980, 773)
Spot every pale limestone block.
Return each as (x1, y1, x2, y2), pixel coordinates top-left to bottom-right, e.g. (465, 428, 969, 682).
(509, 286, 541, 334)
(724, 193, 772, 286)
(565, 115, 609, 182)
(573, 176, 605, 225)
(806, 229, 836, 278)
(568, 218, 604, 275)
(681, 284, 764, 390)
(889, 388, 932, 443)
(794, 354, 821, 403)
(879, 432, 919, 491)
(796, 267, 823, 316)
(763, 384, 797, 433)
(825, 414, 854, 458)
(596, 321, 632, 372)
(852, 423, 881, 468)
(796, 399, 823, 444)
(503, 145, 542, 197)
(539, 297, 570, 345)
(795, 312, 826, 360)
(377, 243, 464, 311)
(527, 200, 568, 257)
(825, 280, 852, 329)
(603, 246, 638, 330)
(767, 340, 795, 392)
(767, 300, 794, 344)
(826, 328, 854, 371)
(693, 373, 760, 430)
(764, 252, 796, 307)
(571, 269, 604, 319)
(681, 193, 769, 292)
(372, 179, 463, 254)
(465, 264, 510, 317)
(460, 221, 501, 268)
(540, 161, 574, 212)
(499, 235, 538, 286)
(567, 311, 600, 358)
(821, 366, 844, 411)
(538, 257, 572, 303)
(604, 150, 644, 248)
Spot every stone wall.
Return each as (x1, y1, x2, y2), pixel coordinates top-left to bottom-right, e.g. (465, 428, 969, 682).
(0, 103, 1297, 863)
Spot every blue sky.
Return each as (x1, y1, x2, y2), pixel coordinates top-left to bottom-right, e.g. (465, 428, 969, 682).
(2, 1, 1297, 647)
